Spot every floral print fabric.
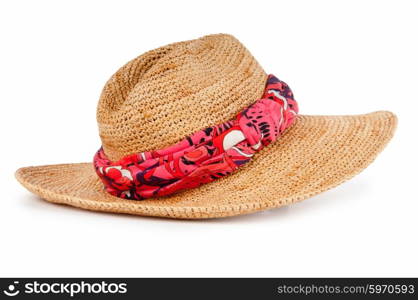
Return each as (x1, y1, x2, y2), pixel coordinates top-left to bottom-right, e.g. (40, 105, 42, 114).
(94, 75, 299, 200)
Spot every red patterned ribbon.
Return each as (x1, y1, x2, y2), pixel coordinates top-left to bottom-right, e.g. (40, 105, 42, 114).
(94, 75, 298, 200)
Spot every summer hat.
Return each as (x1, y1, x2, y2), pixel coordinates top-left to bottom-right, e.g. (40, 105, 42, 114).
(15, 34, 397, 219)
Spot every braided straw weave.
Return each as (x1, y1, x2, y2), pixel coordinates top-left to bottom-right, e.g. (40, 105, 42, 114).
(16, 34, 397, 219)
(97, 34, 266, 161)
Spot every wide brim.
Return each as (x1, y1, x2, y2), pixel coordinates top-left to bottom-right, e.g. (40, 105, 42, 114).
(16, 111, 397, 219)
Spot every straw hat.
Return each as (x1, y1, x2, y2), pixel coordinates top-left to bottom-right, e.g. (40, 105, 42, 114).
(15, 34, 397, 219)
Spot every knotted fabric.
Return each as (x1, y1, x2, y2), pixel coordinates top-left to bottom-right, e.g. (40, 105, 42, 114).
(94, 75, 299, 200)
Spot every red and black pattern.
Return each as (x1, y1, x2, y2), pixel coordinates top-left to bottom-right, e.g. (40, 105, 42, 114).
(93, 74, 298, 200)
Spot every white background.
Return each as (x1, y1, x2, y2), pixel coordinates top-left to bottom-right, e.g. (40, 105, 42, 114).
(1, 0, 417, 277)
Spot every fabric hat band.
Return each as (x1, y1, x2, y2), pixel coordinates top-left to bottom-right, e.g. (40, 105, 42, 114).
(93, 74, 299, 200)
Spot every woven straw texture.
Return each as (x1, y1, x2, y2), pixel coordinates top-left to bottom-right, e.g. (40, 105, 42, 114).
(16, 112, 396, 219)
(16, 34, 397, 219)
(97, 34, 266, 161)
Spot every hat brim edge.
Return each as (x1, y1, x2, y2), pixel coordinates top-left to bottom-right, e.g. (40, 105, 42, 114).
(15, 111, 397, 219)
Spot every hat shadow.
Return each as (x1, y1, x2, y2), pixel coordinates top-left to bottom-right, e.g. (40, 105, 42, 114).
(210, 177, 370, 223)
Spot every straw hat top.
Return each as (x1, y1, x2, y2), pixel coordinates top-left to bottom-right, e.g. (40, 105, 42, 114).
(97, 34, 267, 161)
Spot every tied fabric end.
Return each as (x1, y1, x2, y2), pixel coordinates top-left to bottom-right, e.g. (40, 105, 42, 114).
(93, 74, 299, 200)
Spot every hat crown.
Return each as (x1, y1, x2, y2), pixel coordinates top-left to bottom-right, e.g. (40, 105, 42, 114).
(97, 34, 267, 161)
